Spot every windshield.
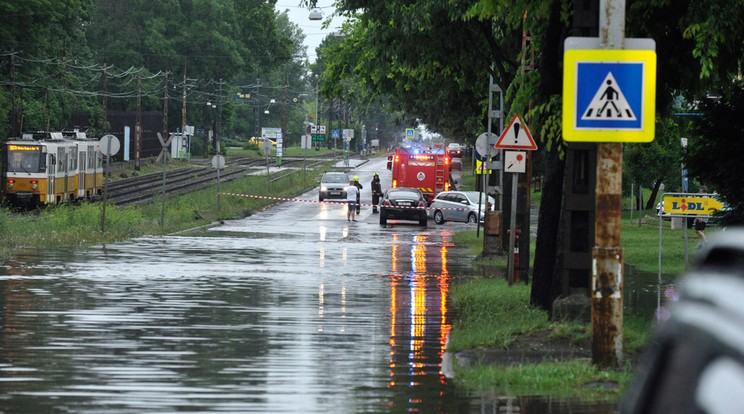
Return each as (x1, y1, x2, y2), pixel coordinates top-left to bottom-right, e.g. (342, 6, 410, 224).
(322, 173, 348, 184)
(8, 144, 43, 173)
(463, 191, 495, 205)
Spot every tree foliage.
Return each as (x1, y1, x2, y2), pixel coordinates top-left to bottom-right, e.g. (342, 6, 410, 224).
(318, 0, 523, 142)
(0, 0, 305, 141)
(684, 83, 744, 225)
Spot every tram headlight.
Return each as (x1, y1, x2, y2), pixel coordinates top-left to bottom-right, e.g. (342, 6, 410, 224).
(30, 179, 38, 190)
(7, 180, 14, 189)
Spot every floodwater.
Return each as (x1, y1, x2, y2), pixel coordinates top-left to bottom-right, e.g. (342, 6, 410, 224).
(1, 158, 621, 413)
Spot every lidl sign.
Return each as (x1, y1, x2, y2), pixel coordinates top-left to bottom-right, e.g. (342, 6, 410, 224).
(663, 195, 724, 217)
(563, 37, 656, 143)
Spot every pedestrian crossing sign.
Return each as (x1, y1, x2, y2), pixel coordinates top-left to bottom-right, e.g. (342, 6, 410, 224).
(563, 41, 656, 143)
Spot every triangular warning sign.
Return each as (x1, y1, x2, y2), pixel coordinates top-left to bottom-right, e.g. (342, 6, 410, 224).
(494, 114, 538, 150)
(581, 72, 636, 120)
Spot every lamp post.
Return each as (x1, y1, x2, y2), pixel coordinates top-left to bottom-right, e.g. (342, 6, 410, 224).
(309, 8, 323, 21)
(308, 71, 321, 150)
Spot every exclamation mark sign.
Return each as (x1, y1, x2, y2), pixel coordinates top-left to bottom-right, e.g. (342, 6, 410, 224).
(513, 123, 521, 143)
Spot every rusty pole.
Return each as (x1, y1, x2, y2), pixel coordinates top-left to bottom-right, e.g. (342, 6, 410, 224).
(592, 0, 625, 368)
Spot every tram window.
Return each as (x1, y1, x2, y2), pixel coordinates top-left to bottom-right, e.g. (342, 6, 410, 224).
(10, 153, 23, 170)
(20, 154, 39, 172)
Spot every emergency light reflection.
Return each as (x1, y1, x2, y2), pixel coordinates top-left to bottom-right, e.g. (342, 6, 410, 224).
(386, 231, 454, 405)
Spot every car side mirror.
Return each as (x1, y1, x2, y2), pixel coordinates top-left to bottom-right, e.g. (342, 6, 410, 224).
(461, 200, 469, 205)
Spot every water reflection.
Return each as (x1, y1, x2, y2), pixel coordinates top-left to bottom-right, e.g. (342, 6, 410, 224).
(0, 219, 634, 413)
(384, 230, 462, 412)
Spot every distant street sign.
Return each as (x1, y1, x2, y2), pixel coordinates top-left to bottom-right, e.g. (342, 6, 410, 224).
(211, 154, 225, 169)
(504, 151, 527, 173)
(494, 114, 537, 150)
(343, 129, 354, 141)
(474, 132, 496, 161)
(563, 37, 656, 143)
(405, 128, 415, 138)
(99, 134, 120, 156)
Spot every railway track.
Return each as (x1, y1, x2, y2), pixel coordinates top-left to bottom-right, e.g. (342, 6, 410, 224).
(107, 157, 327, 206)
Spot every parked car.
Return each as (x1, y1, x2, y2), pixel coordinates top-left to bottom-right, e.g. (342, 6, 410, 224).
(319, 171, 349, 201)
(428, 191, 495, 224)
(379, 187, 428, 226)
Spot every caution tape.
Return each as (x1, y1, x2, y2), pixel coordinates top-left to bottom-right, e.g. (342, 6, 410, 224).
(218, 192, 475, 211)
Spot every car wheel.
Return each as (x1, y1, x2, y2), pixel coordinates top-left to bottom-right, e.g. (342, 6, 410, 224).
(379, 212, 387, 225)
(467, 212, 477, 224)
(419, 218, 427, 227)
(433, 210, 445, 225)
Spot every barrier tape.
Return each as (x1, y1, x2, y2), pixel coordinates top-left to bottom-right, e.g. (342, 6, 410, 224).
(218, 192, 475, 211)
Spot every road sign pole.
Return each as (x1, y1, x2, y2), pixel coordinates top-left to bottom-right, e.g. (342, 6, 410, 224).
(507, 172, 518, 283)
(592, 0, 625, 369)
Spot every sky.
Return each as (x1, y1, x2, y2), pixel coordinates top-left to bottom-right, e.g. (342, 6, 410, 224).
(275, 0, 346, 63)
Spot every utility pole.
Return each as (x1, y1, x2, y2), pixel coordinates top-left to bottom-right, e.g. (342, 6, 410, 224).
(255, 77, 261, 139)
(136, 74, 142, 170)
(181, 57, 187, 136)
(102, 64, 108, 132)
(593, 0, 625, 369)
(163, 71, 169, 141)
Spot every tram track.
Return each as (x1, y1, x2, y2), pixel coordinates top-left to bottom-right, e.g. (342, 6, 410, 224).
(107, 157, 328, 206)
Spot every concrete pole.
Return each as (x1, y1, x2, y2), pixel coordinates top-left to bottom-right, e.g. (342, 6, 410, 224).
(592, 0, 625, 368)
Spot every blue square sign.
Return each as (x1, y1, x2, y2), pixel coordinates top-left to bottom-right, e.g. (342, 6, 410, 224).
(563, 41, 656, 143)
(575, 62, 644, 130)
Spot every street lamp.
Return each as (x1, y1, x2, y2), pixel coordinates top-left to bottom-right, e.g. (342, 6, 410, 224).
(308, 9, 323, 21)
(264, 98, 276, 115)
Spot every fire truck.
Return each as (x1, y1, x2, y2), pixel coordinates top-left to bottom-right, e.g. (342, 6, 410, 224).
(386, 145, 451, 202)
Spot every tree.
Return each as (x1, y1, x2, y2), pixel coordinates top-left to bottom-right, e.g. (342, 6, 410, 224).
(0, 0, 95, 137)
(317, 0, 523, 142)
(684, 83, 744, 225)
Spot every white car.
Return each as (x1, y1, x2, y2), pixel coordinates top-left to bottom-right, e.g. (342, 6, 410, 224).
(428, 191, 495, 224)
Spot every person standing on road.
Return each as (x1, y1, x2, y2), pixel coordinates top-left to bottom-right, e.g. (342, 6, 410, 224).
(346, 179, 359, 222)
(353, 176, 363, 214)
(371, 173, 382, 214)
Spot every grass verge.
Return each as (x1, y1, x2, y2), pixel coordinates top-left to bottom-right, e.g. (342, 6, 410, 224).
(0, 163, 331, 259)
(447, 277, 646, 398)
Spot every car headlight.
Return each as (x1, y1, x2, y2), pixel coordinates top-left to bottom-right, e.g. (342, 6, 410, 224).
(321, 186, 328, 191)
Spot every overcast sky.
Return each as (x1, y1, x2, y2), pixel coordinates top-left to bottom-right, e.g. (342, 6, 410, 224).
(275, 0, 346, 63)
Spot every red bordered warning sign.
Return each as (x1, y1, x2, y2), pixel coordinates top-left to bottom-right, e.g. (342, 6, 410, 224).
(494, 114, 538, 150)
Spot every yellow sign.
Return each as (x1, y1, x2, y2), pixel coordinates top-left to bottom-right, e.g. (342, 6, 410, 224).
(563, 42, 656, 143)
(663, 196, 724, 216)
(475, 159, 491, 175)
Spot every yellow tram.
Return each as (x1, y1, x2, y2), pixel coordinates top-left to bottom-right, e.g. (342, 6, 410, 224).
(3, 131, 104, 208)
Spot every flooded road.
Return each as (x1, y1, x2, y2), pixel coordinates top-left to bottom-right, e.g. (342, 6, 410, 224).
(1, 158, 617, 413)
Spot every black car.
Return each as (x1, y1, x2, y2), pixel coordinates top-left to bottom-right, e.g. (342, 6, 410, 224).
(379, 187, 428, 226)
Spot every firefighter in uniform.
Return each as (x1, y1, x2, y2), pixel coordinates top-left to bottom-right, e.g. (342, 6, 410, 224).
(371, 173, 382, 213)
(353, 176, 363, 214)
